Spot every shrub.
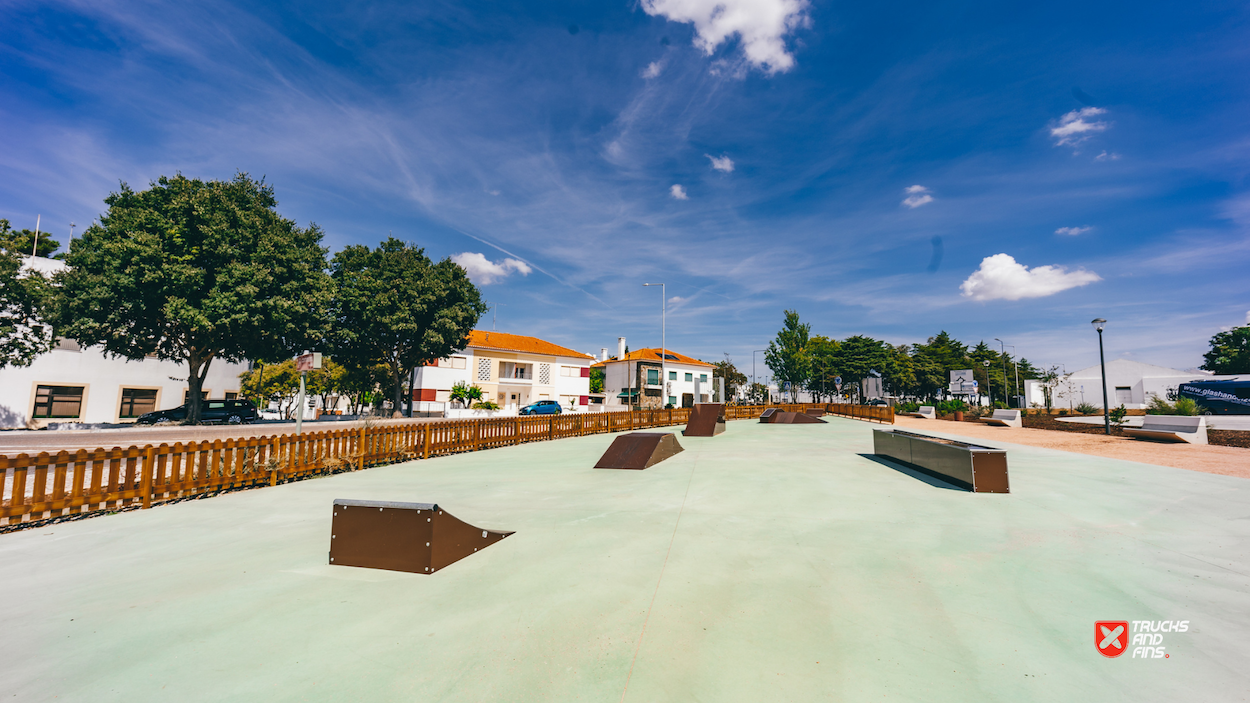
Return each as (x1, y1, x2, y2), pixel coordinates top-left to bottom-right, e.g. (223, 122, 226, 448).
(1146, 394, 1174, 415)
(1173, 397, 1206, 416)
(471, 400, 500, 410)
(1075, 402, 1098, 415)
(1109, 404, 1128, 426)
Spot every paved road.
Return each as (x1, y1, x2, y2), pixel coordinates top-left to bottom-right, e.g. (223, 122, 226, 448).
(0, 417, 439, 456)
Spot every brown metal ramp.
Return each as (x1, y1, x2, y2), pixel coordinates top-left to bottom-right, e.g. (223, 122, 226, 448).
(329, 499, 513, 574)
(765, 411, 827, 424)
(594, 432, 684, 470)
(683, 403, 726, 436)
(759, 408, 778, 423)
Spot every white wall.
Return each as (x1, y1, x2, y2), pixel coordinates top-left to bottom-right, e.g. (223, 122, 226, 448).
(0, 344, 249, 428)
(599, 359, 714, 407)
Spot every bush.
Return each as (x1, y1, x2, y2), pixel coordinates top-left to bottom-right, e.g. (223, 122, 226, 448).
(1173, 397, 1206, 416)
(1146, 395, 1174, 415)
(1109, 404, 1128, 426)
(898, 401, 921, 413)
(1075, 402, 1098, 415)
(471, 400, 500, 410)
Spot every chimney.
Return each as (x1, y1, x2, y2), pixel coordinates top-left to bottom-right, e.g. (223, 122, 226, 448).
(617, 337, 626, 360)
(600, 348, 608, 362)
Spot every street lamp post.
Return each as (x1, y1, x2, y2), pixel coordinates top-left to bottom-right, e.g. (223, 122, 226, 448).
(643, 283, 665, 407)
(1092, 318, 1110, 435)
(752, 349, 766, 405)
(994, 338, 1011, 407)
(982, 360, 992, 408)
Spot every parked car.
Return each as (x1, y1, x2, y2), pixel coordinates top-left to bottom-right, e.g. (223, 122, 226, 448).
(519, 400, 562, 416)
(136, 399, 261, 425)
(864, 398, 888, 406)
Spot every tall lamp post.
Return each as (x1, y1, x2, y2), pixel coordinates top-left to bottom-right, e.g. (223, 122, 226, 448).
(643, 283, 666, 407)
(1092, 318, 1110, 435)
(994, 338, 1011, 407)
(752, 349, 766, 405)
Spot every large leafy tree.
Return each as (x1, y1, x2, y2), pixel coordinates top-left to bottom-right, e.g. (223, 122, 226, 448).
(881, 343, 917, 398)
(1201, 326, 1250, 374)
(54, 174, 332, 423)
(0, 247, 55, 367)
(833, 335, 889, 400)
(329, 238, 486, 413)
(765, 309, 810, 402)
(805, 335, 840, 400)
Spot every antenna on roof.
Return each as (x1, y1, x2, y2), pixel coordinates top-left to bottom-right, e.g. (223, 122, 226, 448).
(484, 301, 506, 331)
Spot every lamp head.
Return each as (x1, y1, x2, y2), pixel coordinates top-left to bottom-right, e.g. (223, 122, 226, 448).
(1091, 318, 1106, 332)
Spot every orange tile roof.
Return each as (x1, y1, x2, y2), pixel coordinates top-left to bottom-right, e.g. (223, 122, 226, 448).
(466, 330, 595, 359)
(590, 347, 714, 368)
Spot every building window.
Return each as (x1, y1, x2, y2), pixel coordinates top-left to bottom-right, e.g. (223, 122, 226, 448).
(684, 373, 693, 382)
(33, 385, 85, 419)
(647, 369, 660, 385)
(184, 390, 209, 403)
(224, 392, 239, 400)
(477, 357, 492, 382)
(700, 374, 707, 382)
(119, 388, 159, 418)
(502, 362, 532, 379)
(53, 338, 82, 352)
(669, 371, 677, 380)
(539, 364, 551, 384)
(668, 395, 676, 405)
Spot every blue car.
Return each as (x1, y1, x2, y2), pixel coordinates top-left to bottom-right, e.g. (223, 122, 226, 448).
(519, 400, 563, 416)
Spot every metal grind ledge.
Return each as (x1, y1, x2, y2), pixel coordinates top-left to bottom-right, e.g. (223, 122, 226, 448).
(873, 428, 1010, 493)
(329, 499, 513, 574)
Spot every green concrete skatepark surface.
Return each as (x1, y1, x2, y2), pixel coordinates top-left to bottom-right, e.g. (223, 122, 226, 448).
(2, 419, 1248, 701)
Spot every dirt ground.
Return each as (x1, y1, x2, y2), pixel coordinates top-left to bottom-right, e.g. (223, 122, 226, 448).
(893, 415, 1250, 479)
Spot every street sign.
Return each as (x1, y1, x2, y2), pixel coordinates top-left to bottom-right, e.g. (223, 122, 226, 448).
(949, 369, 975, 395)
(297, 352, 323, 372)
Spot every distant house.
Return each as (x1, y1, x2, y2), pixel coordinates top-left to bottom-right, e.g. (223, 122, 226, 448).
(0, 257, 248, 428)
(1023, 359, 1232, 410)
(414, 330, 595, 411)
(594, 344, 715, 410)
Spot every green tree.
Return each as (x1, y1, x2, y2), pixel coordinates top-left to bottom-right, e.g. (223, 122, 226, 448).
(832, 335, 889, 401)
(330, 238, 487, 413)
(711, 355, 748, 401)
(589, 367, 605, 394)
(306, 357, 347, 411)
(339, 362, 389, 415)
(805, 335, 840, 400)
(240, 359, 300, 418)
(1201, 326, 1250, 374)
(0, 247, 55, 368)
(882, 344, 917, 398)
(449, 381, 484, 406)
(0, 219, 62, 259)
(765, 310, 810, 402)
(53, 174, 332, 423)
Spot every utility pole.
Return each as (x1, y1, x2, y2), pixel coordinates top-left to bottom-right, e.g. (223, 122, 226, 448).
(752, 349, 766, 405)
(1092, 319, 1110, 435)
(994, 338, 1010, 407)
(31, 215, 40, 257)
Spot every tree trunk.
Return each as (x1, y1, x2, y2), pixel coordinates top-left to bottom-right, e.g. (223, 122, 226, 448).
(184, 351, 213, 424)
(390, 359, 403, 417)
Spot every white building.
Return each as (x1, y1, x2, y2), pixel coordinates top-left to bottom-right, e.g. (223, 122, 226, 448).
(593, 339, 716, 410)
(1023, 359, 1226, 410)
(413, 330, 594, 411)
(0, 256, 249, 428)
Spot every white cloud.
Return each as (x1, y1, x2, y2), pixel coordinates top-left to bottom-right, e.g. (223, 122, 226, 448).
(670, 184, 689, 200)
(450, 252, 533, 285)
(959, 253, 1102, 301)
(1055, 226, 1091, 236)
(902, 184, 934, 209)
(642, 61, 663, 79)
(1095, 150, 1121, 161)
(1050, 107, 1109, 147)
(641, 0, 811, 74)
(706, 153, 734, 172)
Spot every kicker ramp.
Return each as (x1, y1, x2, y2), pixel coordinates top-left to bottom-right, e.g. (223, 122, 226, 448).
(683, 403, 726, 436)
(760, 411, 827, 424)
(594, 432, 684, 470)
(329, 499, 513, 574)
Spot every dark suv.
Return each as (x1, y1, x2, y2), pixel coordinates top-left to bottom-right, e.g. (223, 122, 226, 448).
(136, 399, 260, 425)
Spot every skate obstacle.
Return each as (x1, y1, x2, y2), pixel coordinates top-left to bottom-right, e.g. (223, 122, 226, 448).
(329, 499, 513, 574)
(872, 429, 1010, 493)
(594, 432, 684, 470)
(682, 403, 726, 437)
(760, 410, 827, 424)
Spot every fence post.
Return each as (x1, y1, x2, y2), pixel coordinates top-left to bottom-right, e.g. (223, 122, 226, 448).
(423, 423, 432, 459)
(549, 416, 555, 441)
(141, 445, 155, 509)
(513, 417, 520, 445)
(270, 436, 280, 486)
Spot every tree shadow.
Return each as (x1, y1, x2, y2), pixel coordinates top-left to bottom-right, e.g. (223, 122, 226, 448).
(857, 454, 966, 491)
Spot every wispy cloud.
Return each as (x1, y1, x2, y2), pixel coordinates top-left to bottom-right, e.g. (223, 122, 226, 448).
(642, 61, 663, 79)
(901, 185, 934, 209)
(640, 0, 811, 74)
(1055, 226, 1091, 236)
(1050, 107, 1109, 148)
(960, 254, 1101, 301)
(670, 184, 689, 200)
(1095, 151, 1121, 161)
(450, 252, 532, 284)
(706, 154, 734, 172)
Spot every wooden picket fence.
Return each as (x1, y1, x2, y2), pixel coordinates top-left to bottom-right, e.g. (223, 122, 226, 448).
(0, 403, 891, 527)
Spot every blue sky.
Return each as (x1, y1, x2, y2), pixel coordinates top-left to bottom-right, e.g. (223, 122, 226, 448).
(2, 0, 1249, 374)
